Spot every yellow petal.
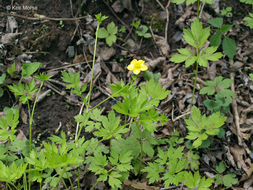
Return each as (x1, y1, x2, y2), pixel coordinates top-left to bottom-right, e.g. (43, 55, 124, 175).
(131, 59, 138, 65)
(133, 69, 140, 75)
(140, 64, 148, 71)
(138, 60, 145, 65)
(127, 64, 134, 70)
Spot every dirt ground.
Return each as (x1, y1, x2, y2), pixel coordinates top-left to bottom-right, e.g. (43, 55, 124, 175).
(0, 0, 253, 189)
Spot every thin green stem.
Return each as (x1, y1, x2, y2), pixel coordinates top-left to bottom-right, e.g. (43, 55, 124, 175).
(53, 167, 66, 190)
(90, 81, 132, 112)
(77, 169, 80, 190)
(86, 23, 100, 113)
(28, 81, 44, 151)
(90, 181, 98, 190)
(7, 183, 12, 190)
(190, 48, 200, 111)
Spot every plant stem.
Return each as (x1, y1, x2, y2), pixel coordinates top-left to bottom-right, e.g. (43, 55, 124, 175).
(190, 48, 199, 110)
(90, 181, 98, 190)
(53, 167, 66, 190)
(28, 81, 44, 151)
(86, 22, 100, 113)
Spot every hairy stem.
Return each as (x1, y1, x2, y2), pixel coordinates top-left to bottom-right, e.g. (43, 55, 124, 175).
(86, 23, 100, 113)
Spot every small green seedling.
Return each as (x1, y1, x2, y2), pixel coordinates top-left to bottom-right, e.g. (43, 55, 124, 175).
(131, 20, 141, 30)
(59, 20, 64, 28)
(185, 106, 226, 148)
(97, 21, 118, 46)
(136, 25, 151, 38)
(208, 17, 236, 59)
(200, 76, 235, 113)
(221, 7, 233, 17)
(215, 161, 238, 187)
(7, 62, 16, 77)
(250, 73, 253, 81)
(131, 20, 151, 38)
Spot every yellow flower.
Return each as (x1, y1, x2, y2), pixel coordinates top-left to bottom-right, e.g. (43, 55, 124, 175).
(127, 59, 148, 75)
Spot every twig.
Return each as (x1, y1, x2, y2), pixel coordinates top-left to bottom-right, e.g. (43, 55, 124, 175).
(230, 72, 242, 145)
(102, 0, 131, 32)
(165, 0, 171, 42)
(172, 111, 191, 122)
(156, 0, 165, 10)
(47, 61, 92, 72)
(199, 3, 205, 19)
(0, 12, 87, 21)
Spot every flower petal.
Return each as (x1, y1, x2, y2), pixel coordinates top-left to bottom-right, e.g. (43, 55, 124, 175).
(138, 60, 145, 65)
(131, 59, 138, 65)
(133, 69, 140, 75)
(140, 64, 148, 71)
(127, 64, 134, 70)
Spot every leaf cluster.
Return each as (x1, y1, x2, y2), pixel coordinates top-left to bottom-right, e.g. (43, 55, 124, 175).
(170, 19, 222, 67)
(97, 22, 118, 46)
(200, 76, 235, 113)
(244, 13, 253, 29)
(215, 162, 238, 187)
(61, 71, 87, 101)
(85, 147, 133, 189)
(111, 79, 170, 123)
(208, 17, 236, 59)
(0, 107, 19, 142)
(185, 106, 226, 148)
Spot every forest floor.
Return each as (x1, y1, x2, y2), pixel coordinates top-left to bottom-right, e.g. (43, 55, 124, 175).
(0, 0, 253, 189)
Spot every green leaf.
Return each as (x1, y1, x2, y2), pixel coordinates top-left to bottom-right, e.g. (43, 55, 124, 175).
(222, 37, 236, 59)
(35, 73, 52, 82)
(95, 13, 108, 24)
(250, 73, 253, 81)
(0, 161, 27, 183)
(219, 24, 233, 33)
(198, 46, 223, 67)
(218, 78, 233, 89)
(7, 62, 16, 77)
(0, 73, 6, 85)
(208, 17, 223, 28)
(243, 13, 253, 29)
(97, 28, 109, 38)
(171, 0, 185, 4)
(185, 106, 226, 148)
(62, 71, 80, 89)
(186, 0, 197, 5)
(223, 173, 238, 187)
(210, 32, 222, 47)
(143, 141, 154, 157)
(22, 62, 41, 78)
(183, 29, 197, 48)
(142, 162, 164, 184)
(107, 22, 118, 35)
(185, 171, 213, 189)
(216, 161, 226, 173)
(108, 171, 122, 189)
(240, 0, 253, 5)
(106, 34, 117, 46)
(94, 111, 129, 140)
(143, 79, 170, 101)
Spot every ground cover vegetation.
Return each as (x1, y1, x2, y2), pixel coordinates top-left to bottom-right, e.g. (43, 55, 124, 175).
(0, 0, 253, 189)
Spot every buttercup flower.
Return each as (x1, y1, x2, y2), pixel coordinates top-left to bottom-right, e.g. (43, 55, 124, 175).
(127, 59, 148, 75)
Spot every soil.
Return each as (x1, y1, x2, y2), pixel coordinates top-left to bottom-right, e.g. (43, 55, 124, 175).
(0, 0, 253, 189)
